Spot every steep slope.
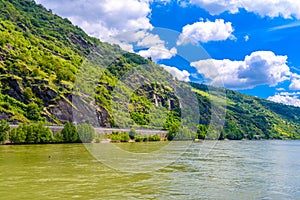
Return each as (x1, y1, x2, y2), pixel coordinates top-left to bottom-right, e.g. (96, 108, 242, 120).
(1, 0, 300, 140)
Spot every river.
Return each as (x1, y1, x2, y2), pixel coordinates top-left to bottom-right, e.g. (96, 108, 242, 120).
(1, 140, 300, 199)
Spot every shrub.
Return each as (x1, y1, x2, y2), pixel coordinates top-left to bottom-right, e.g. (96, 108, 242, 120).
(77, 123, 95, 143)
(9, 128, 26, 144)
(61, 122, 79, 143)
(9, 122, 52, 144)
(148, 134, 161, 141)
(129, 128, 136, 140)
(120, 133, 130, 142)
(53, 131, 63, 143)
(134, 135, 143, 142)
(0, 120, 10, 143)
(26, 103, 41, 121)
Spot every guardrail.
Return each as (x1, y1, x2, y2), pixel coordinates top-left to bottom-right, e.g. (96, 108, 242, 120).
(9, 124, 168, 137)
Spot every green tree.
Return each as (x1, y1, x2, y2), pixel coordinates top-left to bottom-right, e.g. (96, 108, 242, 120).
(219, 129, 226, 140)
(77, 123, 95, 143)
(0, 120, 10, 143)
(197, 124, 207, 140)
(129, 128, 136, 140)
(9, 126, 26, 144)
(166, 123, 179, 141)
(53, 131, 63, 143)
(61, 122, 79, 143)
(120, 133, 130, 142)
(26, 103, 41, 121)
(36, 122, 52, 143)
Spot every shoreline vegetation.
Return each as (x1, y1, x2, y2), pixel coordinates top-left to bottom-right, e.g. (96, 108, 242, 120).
(1, 0, 300, 143)
(0, 119, 298, 145)
(0, 120, 167, 145)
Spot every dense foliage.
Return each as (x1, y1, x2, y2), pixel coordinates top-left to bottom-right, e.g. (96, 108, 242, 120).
(9, 122, 52, 144)
(0, 119, 9, 143)
(77, 123, 95, 143)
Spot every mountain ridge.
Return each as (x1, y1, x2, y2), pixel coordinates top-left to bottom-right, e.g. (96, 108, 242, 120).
(1, 0, 300, 140)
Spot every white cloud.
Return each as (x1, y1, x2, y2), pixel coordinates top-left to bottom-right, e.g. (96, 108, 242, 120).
(276, 88, 285, 91)
(270, 21, 300, 31)
(35, 0, 178, 60)
(289, 78, 300, 90)
(188, 0, 300, 19)
(35, 0, 153, 41)
(177, 19, 235, 45)
(244, 35, 249, 42)
(137, 33, 164, 47)
(138, 46, 177, 61)
(160, 64, 190, 82)
(191, 51, 291, 89)
(267, 93, 300, 107)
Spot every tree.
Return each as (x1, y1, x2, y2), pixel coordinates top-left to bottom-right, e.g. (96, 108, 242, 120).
(9, 126, 26, 144)
(197, 124, 207, 140)
(0, 120, 10, 143)
(26, 103, 41, 121)
(36, 122, 52, 143)
(61, 122, 79, 143)
(166, 123, 179, 141)
(129, 128, 136, 140)
(77, 123, 95, 143)
(53, 131, 63, 143)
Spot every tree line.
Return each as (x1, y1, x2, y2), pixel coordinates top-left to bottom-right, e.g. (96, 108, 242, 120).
(0, 120, 95, 144)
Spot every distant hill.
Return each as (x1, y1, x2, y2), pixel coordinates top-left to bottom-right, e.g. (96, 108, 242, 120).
(1, 0, 300, 140)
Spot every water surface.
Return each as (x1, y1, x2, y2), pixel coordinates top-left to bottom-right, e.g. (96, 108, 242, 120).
(1, 141, 300, 199)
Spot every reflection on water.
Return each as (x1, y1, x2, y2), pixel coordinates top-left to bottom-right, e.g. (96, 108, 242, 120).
(1, 141, 300, 199)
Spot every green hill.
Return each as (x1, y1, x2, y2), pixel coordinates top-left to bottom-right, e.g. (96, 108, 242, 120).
(1, 0, 300, 140)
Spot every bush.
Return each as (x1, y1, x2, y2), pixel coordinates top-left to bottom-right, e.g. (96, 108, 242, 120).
(109, 132, 130, 142)
(9, 128, 26, 144)
(26, 103, 41, 121)
(77, 123, 95, 143)
(197, 124, 207, 140)
(0, 120, 10, 143)
(134, 135, 143, 142)
(129, 128, 136, 140)
(61, 122, 79, 143)
(35, 122, 52, 143)
(9, 122, 52, 144)
(53, 131, 63, 143)
(166, 124, 179, 141)
(148, 134, 161, 141)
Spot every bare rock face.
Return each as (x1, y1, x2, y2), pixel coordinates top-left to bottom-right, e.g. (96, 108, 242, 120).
(0, 112, 12, 121)
(32, 85, 58, 106)
(96, 106, 111, 127)
(47, 94, 110, 127)
(4, 77, 23, 102)
(47, 98, 73, 124)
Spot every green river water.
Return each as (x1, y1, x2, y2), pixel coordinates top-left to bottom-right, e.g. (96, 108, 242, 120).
(1, 140, 300, 199)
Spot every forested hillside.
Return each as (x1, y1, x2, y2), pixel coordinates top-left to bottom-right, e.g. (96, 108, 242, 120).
(1, 0, 300, 140)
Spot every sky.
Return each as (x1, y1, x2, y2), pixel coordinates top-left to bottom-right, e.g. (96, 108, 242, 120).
(34, 0, 300, 107)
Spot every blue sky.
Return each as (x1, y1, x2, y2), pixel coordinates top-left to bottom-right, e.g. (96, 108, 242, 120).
(35, 0, 300, 106)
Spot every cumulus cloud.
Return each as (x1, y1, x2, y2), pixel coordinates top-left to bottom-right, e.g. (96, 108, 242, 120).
(160, 64, 190, 82)
(191, 51, 291, 89)
(35, 0, 153, 41)
(138, 46, 177, 61)
(177, 19, 235, 45)
(267, 93, 300, 107)
(188, 0, 300, 19)
(289, 78, 300, 90)
(35, 0, 178, 60)
(123, 30, 177, 61)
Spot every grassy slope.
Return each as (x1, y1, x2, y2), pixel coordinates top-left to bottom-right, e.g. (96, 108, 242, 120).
(1, 0, 300, 139)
